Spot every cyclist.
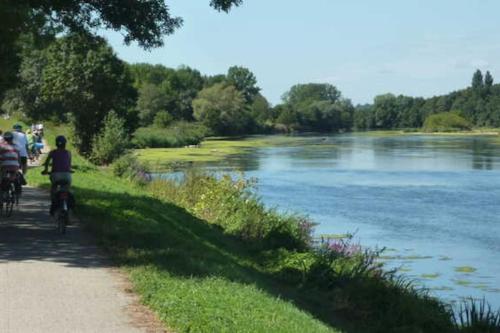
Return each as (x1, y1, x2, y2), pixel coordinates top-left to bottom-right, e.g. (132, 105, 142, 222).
(26, 129, 35, 160)
(12, 124, 30, 174)
(42, 135, 72, 215)
(0, 132, 21, 195)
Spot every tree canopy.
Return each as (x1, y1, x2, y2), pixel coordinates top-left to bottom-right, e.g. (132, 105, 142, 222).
(353, 70, 500, 130)
(274, 83, 353, 132)
(193, 83, 248, 135)
(39, 34, 136, 153)
(0, 0, 243, 96)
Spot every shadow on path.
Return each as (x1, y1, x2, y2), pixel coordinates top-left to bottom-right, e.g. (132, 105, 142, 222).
(0, 187, 110, 268)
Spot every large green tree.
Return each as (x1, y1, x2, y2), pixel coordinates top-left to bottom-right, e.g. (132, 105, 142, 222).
(40, 34, 136, 154)
(193, 83, 248, 135)
(472, 69, 484, 91)
(0, 0, 243, 96)
(283, 83, 341, 109)
(226, 66, 260, 103)
(130, 64, 205, 122)
(137, 84, 173, 126)
(373, 94, 399, 129)
(278, 83, 351, 132)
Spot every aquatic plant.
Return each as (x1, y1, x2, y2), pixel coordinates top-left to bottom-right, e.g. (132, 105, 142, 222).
(453, 298, 500, 332)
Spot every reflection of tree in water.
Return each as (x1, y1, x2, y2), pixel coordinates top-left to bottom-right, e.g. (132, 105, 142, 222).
(205, 150, 261, 172)
(471, 139, 495, 170)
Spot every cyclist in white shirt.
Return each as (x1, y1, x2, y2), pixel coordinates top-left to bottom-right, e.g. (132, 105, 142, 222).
(12, 124, 30, 174)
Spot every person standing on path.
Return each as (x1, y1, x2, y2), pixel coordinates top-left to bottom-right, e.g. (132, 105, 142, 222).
(12, 123, 30, 174)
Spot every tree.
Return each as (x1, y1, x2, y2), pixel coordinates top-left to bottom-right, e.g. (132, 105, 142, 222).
(250, 93, 271, 128)
(130, 64, 205, 121)
(373, 94, 399, 129)
(90, 111, 128, 165)
(171, 66, 204, 119)
(472, 69, 484, 91)
(283, 83, 341, 109)
(485, 71, 494, 90)
(40, 33, 136, 154)
(193, 83, 248, 135)
(153, 111, 174, 128)
(274, 105, 299, 131)
(137, 84, 172, 126)
(226, 66, 260, 103)
(0, 0, 243, 96)
(204, 74, 227, 88)
(279, 83, 350, 131)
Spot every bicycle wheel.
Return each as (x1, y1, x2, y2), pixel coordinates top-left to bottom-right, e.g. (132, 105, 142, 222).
(5, 183, 15, 217)
(57, 210, 67, 234)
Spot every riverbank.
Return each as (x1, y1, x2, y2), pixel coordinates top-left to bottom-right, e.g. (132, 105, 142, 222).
(136, 129, 500, 171)
(135, 135, 335, 170)
(28, 126, 500, 332)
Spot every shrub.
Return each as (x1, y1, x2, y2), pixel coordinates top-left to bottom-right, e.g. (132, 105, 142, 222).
(153, 111, 174, 128)
(148, 171, 314, 250)
(423, 112, 472, 132)
(112, 153, 151, 184)
(132, 121, 208, 148)
(90, 111, 129, 165)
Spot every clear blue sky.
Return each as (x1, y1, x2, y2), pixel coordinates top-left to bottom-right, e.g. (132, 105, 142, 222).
(103, 0, 500, 105)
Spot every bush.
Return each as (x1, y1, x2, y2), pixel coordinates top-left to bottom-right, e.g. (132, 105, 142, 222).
(132, 121, 208, 148)
(112, 153, 151, 184)
(90, 111, 129, 165)
(423, 112, 472, 132)
(153, 111, 173, 128)
(148, 171, 314, 250)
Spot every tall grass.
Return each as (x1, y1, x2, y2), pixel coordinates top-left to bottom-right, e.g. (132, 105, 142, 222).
(145, 170, 464, 332)
(454, 298, 500, 333)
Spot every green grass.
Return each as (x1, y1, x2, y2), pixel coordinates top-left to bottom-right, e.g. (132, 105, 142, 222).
(135, 135, 319, 170)
(29, 149, 337, 333)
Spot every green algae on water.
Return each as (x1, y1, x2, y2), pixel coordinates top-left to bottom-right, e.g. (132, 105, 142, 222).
(454, 266, 477, 273)
(421, 273, 440, 279)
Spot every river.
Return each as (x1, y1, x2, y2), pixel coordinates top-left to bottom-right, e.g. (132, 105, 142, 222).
(174, 133, 500, 308)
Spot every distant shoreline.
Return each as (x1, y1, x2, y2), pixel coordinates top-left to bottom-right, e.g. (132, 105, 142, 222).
(356, 129, 500, 136)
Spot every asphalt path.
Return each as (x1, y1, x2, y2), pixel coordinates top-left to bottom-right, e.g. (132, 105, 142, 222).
(0, 186, 159, 333)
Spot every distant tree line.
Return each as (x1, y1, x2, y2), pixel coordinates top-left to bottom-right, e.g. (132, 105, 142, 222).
(0, 29, 355, 156)
(353, 70, 500, 130)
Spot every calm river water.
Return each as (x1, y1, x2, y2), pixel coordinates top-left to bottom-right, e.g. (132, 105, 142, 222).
(186, 133, 500, 308)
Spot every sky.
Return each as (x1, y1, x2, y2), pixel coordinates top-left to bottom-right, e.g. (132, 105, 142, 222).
(102, 0, 500, 105)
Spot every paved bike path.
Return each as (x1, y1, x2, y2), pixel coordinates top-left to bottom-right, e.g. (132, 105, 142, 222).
(0, 187, 162, 333)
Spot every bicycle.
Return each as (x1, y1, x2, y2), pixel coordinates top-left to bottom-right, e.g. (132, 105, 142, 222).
(0, 171, 20, 217)
(53, 185, 70, 234)
(42, 171, 73, 234)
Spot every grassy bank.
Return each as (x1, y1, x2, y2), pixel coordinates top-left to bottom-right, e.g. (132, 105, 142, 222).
(29, 127, 500, 333)
(137, 129, 500, 171)
(28, 142, 337, 332)
(135, 135, 331, 170)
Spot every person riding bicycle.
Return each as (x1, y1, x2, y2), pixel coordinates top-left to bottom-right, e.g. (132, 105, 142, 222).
(12, 124, 30, 174)
(42, 135, 73, 215)
(0, 132, 21, 193)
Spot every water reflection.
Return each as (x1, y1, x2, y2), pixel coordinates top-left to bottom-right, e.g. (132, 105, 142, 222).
(199, 133, 500, 309)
